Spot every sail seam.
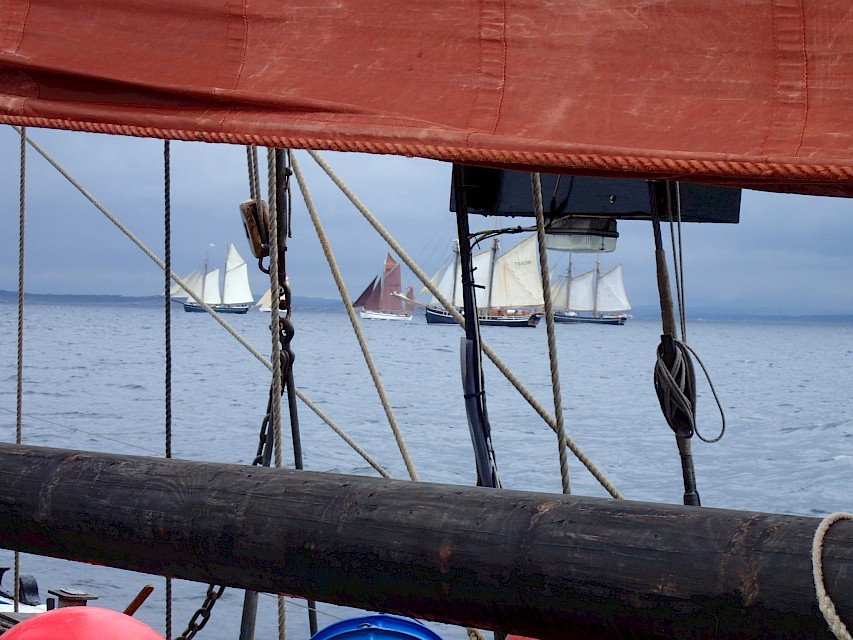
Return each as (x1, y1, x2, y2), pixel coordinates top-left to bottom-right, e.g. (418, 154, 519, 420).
(763, 0, 809, 158)
(465, 0, 508, 146)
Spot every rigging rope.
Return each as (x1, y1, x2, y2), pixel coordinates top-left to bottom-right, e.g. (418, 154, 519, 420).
(163, 139, 174, 640)
(812, 512, 853, 640)
(13, 129, 386, 479)
(306, 150, 622, 500)
(290, 153, 419, 482)
(531, 173, 571, 495)
(14, 125, 25, 613)
(667, 183, 688, 341)
(247, 145, 259, 202)
(293, 153, 490, 640)
(266, 147, 287, 640)
(267, 149, 284, 470)
(13, 127, 273, 368)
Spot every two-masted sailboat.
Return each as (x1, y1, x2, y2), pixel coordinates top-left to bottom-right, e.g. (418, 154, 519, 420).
(425, 235, 543, 327)
(174, 243, 254, 314)
(550, 255, 632, 325)
(353, 253, 414, 321)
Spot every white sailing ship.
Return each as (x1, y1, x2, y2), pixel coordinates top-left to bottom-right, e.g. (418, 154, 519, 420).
(425, 235, 543, 327)
(550, 255, 631, 325)
(175, 243, 254, 314)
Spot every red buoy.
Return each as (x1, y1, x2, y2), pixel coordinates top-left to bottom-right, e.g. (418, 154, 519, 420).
(3, 607, 164, 639)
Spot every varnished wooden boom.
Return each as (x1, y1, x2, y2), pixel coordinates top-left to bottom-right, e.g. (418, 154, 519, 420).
(0, 443, 850, 639)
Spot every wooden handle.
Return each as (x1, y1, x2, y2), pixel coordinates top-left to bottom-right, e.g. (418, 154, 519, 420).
(123, 584, 154, 616)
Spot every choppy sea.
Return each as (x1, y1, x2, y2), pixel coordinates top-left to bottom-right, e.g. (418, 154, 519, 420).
(2, 298, 852, 640)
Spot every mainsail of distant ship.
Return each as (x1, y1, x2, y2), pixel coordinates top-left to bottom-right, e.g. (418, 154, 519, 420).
(550, 255, 631, 325)
(353, 253, 413, 321)
(425, 235, 543, 327)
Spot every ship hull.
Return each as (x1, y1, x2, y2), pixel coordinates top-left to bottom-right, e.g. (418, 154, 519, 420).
(425, 306, 540, 327)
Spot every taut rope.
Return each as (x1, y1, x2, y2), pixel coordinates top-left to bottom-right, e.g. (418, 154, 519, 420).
(306, 150, 622, 500)
(531, 173, 571, 494)
(14, 125, 25, 613)
(290, 153, 419, 482)
(163, 139, 174, 640)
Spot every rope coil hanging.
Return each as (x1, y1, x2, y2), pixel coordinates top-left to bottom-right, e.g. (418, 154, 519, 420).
(651, 181, 727, 445)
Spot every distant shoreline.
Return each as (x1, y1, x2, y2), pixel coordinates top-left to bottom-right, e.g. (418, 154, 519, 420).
(0, 290, 341, 311)
(1, 290, 852, 323)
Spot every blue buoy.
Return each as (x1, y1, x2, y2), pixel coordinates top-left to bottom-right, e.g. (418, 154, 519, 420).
(309, 614, 444, 640)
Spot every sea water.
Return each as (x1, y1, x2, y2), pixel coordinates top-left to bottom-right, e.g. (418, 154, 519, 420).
(1, 299, 852, 640)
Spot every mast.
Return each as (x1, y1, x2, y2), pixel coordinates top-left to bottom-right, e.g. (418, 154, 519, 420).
(450, 239, 460, 306)
(592, 255, 600, 318)
(486, 236, 499, 312)
(565, 253, 573, 312)
(202, 243, 213, 300)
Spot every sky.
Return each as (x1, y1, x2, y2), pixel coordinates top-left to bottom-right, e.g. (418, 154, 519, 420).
(2, 125, 853, 317)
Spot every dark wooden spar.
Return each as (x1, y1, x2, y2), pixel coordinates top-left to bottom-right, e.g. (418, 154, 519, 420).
(1, 443, 851, 639)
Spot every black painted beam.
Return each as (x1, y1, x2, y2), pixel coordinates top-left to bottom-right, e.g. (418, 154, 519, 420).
(0, 443, 849, 639)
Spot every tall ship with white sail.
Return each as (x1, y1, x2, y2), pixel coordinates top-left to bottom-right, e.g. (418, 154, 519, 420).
(425, 235, 543, 327)
(175, 243, 254, 314)
(550, 255, 631, 325)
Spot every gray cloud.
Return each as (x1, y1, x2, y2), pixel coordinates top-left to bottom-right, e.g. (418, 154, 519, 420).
(2, 127, 852, 316)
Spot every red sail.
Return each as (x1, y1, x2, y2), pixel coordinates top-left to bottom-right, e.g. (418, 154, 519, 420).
(0, 1, 851, 196)
(378, 254, 402, 313)
(352, 277, 378, 308)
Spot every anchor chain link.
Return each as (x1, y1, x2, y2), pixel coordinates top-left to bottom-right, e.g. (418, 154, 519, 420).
(177, 584, 226, 640)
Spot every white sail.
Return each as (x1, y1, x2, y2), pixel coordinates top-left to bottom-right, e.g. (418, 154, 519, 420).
(488, 235, 544, 308)
(429, 248, 492, 308)
(419, 261, 447, 299)
(566, 269, 595, 312)
(255, 277, 291, 311)
(470, 248, 495, 308)
(202, 268, 222, 305)
(550, 276, 569, 309)
(171, 269, 202, 300)
(595, 264, 632, 313)
(221, 244, 254, 304)
(255, 288, 272, 311)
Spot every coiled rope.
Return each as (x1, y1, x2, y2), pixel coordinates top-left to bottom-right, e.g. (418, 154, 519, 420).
(306, 149, 622, 500)
(813, 512, 853, 640)
(653, 182, 726, 444)
(531, 172, 571, 494)
(654, 339, 726, 443)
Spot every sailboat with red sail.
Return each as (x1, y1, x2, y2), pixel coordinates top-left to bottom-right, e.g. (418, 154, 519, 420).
(353, 253, 413, 321)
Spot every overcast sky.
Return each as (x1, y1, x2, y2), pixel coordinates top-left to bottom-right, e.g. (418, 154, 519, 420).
(2, 126, 853, 316)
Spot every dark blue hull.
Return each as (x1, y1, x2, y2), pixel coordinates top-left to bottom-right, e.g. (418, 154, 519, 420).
(553, 312, 627, 325)
(425, 306, 540, 327)
(183, 302, 250, 314)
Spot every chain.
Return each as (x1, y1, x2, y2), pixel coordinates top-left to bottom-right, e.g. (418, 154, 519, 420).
(177, 584, 226, 640)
